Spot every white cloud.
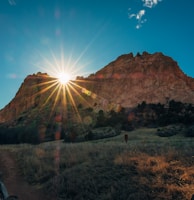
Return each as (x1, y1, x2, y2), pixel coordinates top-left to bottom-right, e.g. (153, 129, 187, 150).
(129, 9, 145, 20)
(129, 13, 136, 19)
(142, 0, 162, 8)
(129, 0, 162, 29)
(129, 9, 146, 29)
(137, 9, 145, 19)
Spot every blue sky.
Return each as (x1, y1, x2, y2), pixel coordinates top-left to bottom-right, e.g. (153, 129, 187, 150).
(0, 0, 194, 109)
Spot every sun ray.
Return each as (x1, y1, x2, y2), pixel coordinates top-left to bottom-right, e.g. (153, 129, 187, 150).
(28, 45, 104, 142)
(41, 83, 61, 109)
(65, 84, 83, 123)
(50, 84, 63, 113)
(67, 82, 94, 108)
(33, 81, 59, 97)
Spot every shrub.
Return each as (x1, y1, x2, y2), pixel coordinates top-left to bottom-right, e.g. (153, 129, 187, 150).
(157, 126, 178, 137)
(184, 126, 194, 137)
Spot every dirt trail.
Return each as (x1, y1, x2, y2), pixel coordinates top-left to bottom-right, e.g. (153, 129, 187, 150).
(0, 150, 53, 200)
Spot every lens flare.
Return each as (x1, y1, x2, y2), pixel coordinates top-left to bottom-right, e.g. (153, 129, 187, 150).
(32, 48, 96, 126)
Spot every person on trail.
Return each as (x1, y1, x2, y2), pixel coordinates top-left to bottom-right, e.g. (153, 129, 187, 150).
(124, 134, 128, 143)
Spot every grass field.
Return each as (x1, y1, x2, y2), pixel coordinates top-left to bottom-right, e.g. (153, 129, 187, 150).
(1, 128, 194, 200)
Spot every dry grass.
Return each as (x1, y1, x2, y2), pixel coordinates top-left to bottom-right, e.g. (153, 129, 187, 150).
(1, 128, 194, 199)
(114, 150, 194, 200)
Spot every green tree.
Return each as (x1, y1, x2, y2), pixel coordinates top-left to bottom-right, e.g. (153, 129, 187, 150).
(96, 110, 106, 127)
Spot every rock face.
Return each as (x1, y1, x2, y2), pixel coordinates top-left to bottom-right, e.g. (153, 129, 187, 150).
(81, 52, 194, 108)
(0, 73, 56, 123)
(0, 52, 194, 124)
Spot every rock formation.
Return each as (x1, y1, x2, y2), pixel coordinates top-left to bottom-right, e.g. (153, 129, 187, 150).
(0, 73, 56, 123)
(0, 52, 194, 124)
(81, 51, 194, 108)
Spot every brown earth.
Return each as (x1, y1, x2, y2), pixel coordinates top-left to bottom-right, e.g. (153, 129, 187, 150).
(0, 150, 54, 200)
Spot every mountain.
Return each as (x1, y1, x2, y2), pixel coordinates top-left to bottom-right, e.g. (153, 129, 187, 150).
(80, 51, 194, 108)
(0, 52, 194, 125)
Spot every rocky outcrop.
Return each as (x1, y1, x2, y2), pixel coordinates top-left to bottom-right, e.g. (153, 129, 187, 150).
(82, 52, 194, 108)
(0, 73, 55, 123)
(0, 52, 194, 124)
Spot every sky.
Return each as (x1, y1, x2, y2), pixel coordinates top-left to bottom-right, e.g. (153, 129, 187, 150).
(0, 0, 194, 109)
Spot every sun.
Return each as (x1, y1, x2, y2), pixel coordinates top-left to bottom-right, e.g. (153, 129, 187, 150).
(57, 72, 71, 85)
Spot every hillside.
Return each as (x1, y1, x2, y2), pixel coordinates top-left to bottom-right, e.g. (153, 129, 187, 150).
(0, 51, 194, 128)
(80, 52, 194, 108)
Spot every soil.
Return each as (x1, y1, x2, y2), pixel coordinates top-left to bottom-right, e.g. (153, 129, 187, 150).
(0, 150, 55, 200)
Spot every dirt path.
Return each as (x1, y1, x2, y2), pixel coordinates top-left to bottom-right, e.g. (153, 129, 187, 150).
(0, 150, 54, 200)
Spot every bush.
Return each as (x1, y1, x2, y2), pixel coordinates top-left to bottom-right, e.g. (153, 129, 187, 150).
(0, 123, 40, 144)
(85, 126, 119, 140)
(157, 126, 179, 137)
(184, 126, 194, 137)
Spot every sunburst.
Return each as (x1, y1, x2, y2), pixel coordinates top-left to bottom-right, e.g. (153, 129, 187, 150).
(31, 48, 98, 142)
(57, 72, 71, 85)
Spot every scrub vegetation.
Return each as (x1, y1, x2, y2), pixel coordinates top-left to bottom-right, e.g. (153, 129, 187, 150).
(0, 99, 194, 144)
(1, 128, 194, 200)
(0, 100, 194, 199)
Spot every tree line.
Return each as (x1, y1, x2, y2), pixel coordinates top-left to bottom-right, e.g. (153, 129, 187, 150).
(0, 100, 194, 144)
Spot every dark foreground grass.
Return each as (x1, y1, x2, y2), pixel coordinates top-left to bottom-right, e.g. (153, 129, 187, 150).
(11, 129, 194, 199)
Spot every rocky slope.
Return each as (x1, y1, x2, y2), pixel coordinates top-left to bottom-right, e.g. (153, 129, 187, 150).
(0, 52, 194, 124)
(0, 73, 57, 123)
(80, 51, 194, 108)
